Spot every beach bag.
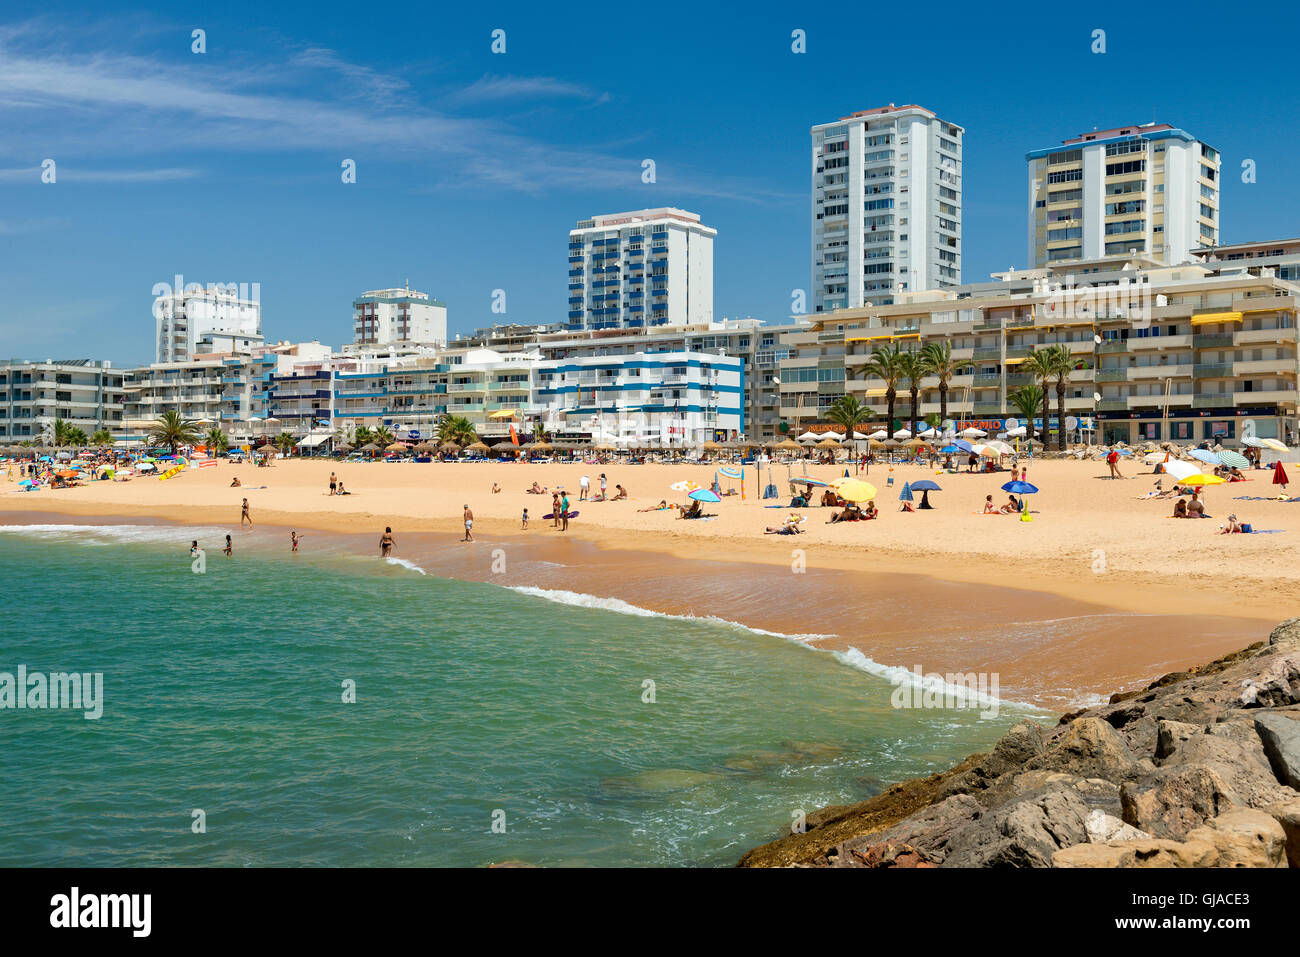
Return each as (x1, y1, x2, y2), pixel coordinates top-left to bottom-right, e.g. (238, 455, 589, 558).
(1241, 523, 1253, 534)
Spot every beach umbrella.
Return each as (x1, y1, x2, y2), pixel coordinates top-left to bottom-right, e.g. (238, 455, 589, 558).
(1001, 480, 1039, 495)
(868, 430, 888, 440)
(816, 438, 842, 450)
(718, 466, 743, 479)
(386, 442, 410, 453)
(1162, 460, 1201, 482)
(1273, 461, 1290, 486)
(984, 440, 1014, 456)
(775, 438, 802, 451)
(1188, 449, 1221, 466)
(892, 429, 912, 440)
(793, 476, 830, 488)
(851, 431, 869, 441)
(1180, 473, 1226, 487)
(1261, 438, 1288, 452)
(951, 439, 975, 454)
(466, 441, 490, 453)
(688, 488, 721, 503)
(438, 441, 461, 452)
(1005, 426, 1028, 437)
(960, 427, 986, 438)
(821, 430, 845, 442)
(797, 431, 820, 442)
(832, 478, 878, 502)
(669, 480, 702, 492)
(1241, 436, 1265, 449)
(898, 481, 914, 502)
(1217, 450, 1249, 469)
(412, 442, 435, 453)
(918, 427, 939, 438)
(1143, 450, 1169, 464)
(910, 480, 942, 492)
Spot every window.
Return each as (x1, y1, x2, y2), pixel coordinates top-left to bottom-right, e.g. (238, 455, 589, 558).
(1047, 148, 1082, 165)
(1106, 159, 1146, 176)
(1048, 168, 1082, 184)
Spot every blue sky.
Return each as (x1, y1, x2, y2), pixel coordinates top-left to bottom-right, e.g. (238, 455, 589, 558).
(2, 2, 1297, 366)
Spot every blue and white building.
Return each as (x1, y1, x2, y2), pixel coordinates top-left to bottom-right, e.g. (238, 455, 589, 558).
(533, 351, 743, 445)
(568, 208, 715, 331)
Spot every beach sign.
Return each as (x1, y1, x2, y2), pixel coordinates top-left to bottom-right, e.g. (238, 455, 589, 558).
(157, 457, 189, 481)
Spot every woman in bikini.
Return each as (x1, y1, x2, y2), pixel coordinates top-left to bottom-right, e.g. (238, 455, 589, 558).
(379, 527, 395, 557)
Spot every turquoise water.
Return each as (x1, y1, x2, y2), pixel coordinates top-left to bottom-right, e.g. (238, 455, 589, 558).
(0, 524, 1043, 866)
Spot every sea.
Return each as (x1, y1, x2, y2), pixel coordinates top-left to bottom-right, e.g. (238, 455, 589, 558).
(0, 520, 1057, 867)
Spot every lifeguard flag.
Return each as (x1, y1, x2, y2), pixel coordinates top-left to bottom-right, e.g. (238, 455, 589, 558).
(510, 424, 519, 446)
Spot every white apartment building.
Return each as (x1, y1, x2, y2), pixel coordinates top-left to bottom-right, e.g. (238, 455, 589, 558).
(352, 284, 448, 348)
(812, 104, 963, 313)
(1027, 122, 1220, 268)
(0, 359, 126, 441)
(568, 208, 715, 331)
(154, 284, 262, 364)
(121, 352, 277, 445)
(533, 351, 743, 446)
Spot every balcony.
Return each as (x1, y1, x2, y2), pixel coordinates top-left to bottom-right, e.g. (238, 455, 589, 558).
(1128, 334, 1192, 350)
(1097, 340, 1127, 354)
(973, 347, 1002, 361)
(1098, 398, 1128, 412)
(1193, 363, 1234, 378)
(1094, 370, 1127, 383)
(1192, 333, 1234, 349)
(1128, 364, 1193, 379)
(1191, 394, 1234, 409)
(1236, 327, 1297, 345)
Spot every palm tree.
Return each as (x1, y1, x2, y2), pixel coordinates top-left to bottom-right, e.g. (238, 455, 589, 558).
(1008, 385, 1044, 433)
(895, 349, 927, 436)
(90, 428, 115, 447)
(532, 420, 547, 443)
(372, 425, 395, 447)
(1041, 344, 1074, 451)
(274, 431, 297, 455)
(1022, 350, 1056, 442)
(205, 427, 229, 454)
(53, 418, 72, 446)
(861, 343, 903, 433)
(920, 341, 961, 426)
(436, 414, 477, 446)
(352, 425, 374, 448)
(149, 410, 201, 455)
(826, 395, 869, 443)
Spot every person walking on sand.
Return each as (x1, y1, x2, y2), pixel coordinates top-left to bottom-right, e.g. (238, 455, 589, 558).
(579, 474, 590, 501)
(329, 471, 337, 496)
(379, 527, 395, 558)
(240, 497, 253, 528)
(1106, 448, 1123, 479)
(463, 504, 474, 542)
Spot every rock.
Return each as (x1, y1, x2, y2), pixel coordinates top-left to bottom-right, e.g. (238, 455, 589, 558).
(1185, 808, 1287, 868)
(1027, 717, 1141, 781)
(944, 784, 1090, 868)
(1085, 809, 1149, 843)
(1254, 712, 1300, 790)
(1263, 798, 1300, 868)
(833, 840, 939, 868)
(1245, 655, 1300, 708)
(851, 793, 982, 864)
(1053, 838, 1219, 868)
(1156, 720, 1296, 809)
(1155, 719, 1204, 759)
(1268, 618, 1300, 653)
(1120, 765, 1237, 839)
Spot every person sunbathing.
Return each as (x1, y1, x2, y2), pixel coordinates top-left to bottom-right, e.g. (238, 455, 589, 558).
(336, 482, 351, 495)
(679, 500, 703, 519)
(863, 501, 878, 520)
(1188, 492, 1208, 518)
(827, 504, 861, 523)
(612, 484, 628, 501)
(900, 500, 916, 513)
(1218, 513, 1243, 534)
(998, 495, 1019, 514)
(983, 494, 997, 513)
(526, 482, 547, 494)
(1172, 498, 1189, 518)
(491, 483, 501, 494)
(230, 477, 241, 487)
(820, 489, 839, 507)
(1228, 468, 1245, 482)
(788, 493, 808, 508)
(637, 499, 670, 512)
(764, 521, 802, 535)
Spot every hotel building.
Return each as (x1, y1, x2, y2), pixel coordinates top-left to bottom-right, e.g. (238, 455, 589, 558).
(154, 284, 263, 364)
(780, 252, 1298, 446)
(812, 104, 963, 313)
(0, 359, 126, 441)
(1027, 123, 1220, 268)
(567, 208, 715, 331)
(352, 285, 448, 348)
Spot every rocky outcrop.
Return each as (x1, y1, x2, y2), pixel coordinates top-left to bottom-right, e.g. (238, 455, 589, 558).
(739, 621, 1300, 868)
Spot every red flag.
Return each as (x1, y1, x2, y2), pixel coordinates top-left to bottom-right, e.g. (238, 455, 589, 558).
(510, 424, 519, 446)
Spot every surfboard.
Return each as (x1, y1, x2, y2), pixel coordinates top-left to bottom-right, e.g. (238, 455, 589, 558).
(543, 511, 579, 519)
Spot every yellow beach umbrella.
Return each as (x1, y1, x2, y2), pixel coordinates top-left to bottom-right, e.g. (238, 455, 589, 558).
(1179, 473, 1226, 487)
(832, 478, 878, 502)
(1260, 438, 1288, 453)
(669, 480, 701, 492)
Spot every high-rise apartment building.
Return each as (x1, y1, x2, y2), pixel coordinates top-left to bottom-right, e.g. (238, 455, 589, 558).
(567, 208, 715, 331)
(352, 284, 448, 348)
(812, 104, 963, 313)
(1027, 122, 1220, 268)
(154, 284, 262, 364)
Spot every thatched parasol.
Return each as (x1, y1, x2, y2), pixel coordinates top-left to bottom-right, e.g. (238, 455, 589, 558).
(701, 440, 721, 451)
(412, 442, 435, 453)
(466, 441, 490, 453)
(439, 441, 463, 452)
(337, 443, 354, 453)
(386, 442, 409, 453)
(775, 438, 803, 451)
(360, 442, 380, 452)
(529, 440, 553, 453)
(816, 438, 842, 449)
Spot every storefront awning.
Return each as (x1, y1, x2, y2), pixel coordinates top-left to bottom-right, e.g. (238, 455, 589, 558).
(488, 410, 519, 419)
(1190, 311, 1243, 325)
(296, 433, 331, 447)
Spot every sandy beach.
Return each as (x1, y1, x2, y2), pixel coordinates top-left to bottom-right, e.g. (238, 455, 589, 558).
(3, 456, 1294, 622)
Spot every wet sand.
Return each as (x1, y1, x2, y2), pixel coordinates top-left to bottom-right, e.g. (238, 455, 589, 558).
(0, 502, 1269, 712)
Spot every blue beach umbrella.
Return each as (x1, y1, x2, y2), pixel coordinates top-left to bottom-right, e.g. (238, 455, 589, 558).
(910, 480, 942, 491)
(1189, 449, 1221, 466)
(1001, 480, 1039, 495)
(952, 439, 975, 453)
(718, 466, 743, 479)
(688, 488, 721, 503)
(898, 481, 914, 502)
(794, 477, 830, 488)
(940, 445, 962, 454)
(1217, 450, 1249, 469)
